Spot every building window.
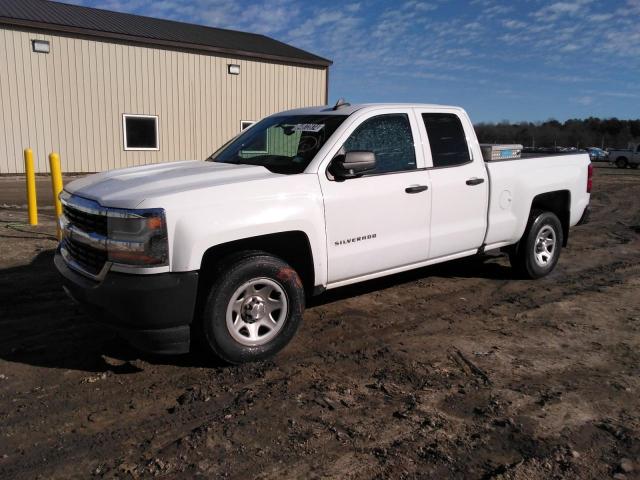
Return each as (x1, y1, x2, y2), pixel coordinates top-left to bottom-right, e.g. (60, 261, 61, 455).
(123, 114, 159, 151)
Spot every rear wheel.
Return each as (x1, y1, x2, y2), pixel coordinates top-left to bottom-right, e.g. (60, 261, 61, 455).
(509, 210, 563, 279)
(616, 157, 628, 169)
(630, 163, 639, 170)
(200, 252, 305, 364)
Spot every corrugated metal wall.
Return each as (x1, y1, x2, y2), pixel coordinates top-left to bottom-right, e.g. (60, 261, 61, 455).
(0, 27, 328, 173)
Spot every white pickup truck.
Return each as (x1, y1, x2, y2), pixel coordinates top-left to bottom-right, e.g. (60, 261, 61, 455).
(608, 144, 640, 169)
(55, 103, 592, 363)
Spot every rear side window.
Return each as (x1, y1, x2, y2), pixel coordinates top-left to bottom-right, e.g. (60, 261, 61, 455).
(422, 113, 470, 168)
(343, 114, 416, 174)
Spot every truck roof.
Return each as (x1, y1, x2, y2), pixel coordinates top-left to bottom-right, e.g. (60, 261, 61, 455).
(273, 103, 462, 116)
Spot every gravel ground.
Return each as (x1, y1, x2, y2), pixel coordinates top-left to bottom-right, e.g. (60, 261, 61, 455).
(0, 167, 639, 479)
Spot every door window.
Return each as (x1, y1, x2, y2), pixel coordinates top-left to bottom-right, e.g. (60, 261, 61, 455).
(422, 113, 470, 168)
(343, 114, 416, 174)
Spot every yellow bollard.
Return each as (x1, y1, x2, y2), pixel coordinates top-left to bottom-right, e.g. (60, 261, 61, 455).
(24, 148, 38, 226)
(49, 152, 64, 239)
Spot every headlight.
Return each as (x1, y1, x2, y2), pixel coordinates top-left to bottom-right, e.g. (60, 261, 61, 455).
(106, 208, 168, 266)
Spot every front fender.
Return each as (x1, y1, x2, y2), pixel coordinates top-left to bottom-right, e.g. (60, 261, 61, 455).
(163, 175, 328, 287)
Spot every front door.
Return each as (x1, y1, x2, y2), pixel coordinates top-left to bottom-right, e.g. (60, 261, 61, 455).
(320, 111, 431, 284)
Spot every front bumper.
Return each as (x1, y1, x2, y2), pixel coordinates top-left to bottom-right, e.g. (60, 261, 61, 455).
(54, 250, 199, 355)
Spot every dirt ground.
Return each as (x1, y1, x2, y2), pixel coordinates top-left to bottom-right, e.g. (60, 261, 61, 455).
(0, 166, 639, 480)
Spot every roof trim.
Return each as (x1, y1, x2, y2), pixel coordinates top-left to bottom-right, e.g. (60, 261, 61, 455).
(0, 16, 332, 68)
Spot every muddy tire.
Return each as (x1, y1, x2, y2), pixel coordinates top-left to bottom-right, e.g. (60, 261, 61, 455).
(509, 210, 563, 279)
(200, 252, 305, 364)
(616, 157, 628, 169)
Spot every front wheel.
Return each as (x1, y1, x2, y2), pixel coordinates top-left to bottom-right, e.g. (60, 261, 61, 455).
(616, 157, 628, 169)
(200, 253, 305, 364)
(509, 211, 563, 279)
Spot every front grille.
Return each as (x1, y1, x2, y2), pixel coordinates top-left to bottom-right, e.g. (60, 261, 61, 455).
(61, 199, 109, 277)
(62, 237, 108, 276)
(63, 204, 107, 236)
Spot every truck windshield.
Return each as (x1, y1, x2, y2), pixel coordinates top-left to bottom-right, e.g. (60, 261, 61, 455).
(208, 114, 348, 174)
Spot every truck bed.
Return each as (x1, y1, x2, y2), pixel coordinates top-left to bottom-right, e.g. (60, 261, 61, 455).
(483, 152, 590, 249)
(520, 152, 588, 159)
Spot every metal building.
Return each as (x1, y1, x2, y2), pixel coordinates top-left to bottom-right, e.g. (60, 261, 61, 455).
(0, 0, 331, 173)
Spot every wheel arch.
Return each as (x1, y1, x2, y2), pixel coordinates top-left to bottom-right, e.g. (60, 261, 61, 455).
(198, 231, 316, 296)
(530, 190, 571, 246)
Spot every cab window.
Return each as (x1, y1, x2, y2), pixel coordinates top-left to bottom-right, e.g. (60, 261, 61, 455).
(343, 114, 416, 174)
(422, 113, 471, 168)
(212, 114, 348, 174)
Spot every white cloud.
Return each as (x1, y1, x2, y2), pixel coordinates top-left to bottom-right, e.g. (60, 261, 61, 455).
(588, 13, 614, 21)
(403, 1, 437, 12)
(560, 43, 580, 52)
(503, 19, 526, 29)
(484, 4, 513, 16)
(534, 0, 594, 20)
(600, 91, 640, 99)
(573, 96, 594, 106)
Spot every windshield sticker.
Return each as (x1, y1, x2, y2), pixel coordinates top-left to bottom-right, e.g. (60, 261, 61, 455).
(292, 124, 325, 133)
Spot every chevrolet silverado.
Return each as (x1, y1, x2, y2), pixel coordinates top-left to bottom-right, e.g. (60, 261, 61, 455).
(55, 103, 592, 363)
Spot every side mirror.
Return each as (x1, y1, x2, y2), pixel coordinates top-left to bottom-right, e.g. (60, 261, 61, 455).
(330, 150, 377, 179)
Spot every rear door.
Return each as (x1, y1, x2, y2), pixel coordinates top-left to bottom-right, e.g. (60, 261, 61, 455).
(319, 109, 432, 284)
(414, 109, 489, 259)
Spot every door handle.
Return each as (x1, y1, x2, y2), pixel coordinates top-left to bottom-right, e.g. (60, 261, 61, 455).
(466, 177, 485, 186)
(405, 185, 429, 194)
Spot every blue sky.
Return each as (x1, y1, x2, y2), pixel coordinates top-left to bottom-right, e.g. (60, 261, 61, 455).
(67, 0, 639, 123)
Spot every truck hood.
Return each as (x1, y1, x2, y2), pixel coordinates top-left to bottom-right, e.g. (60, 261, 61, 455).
(65, 160, 278, 208)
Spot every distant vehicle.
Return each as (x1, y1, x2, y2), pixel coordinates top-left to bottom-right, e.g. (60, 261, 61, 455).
(586, 147, 609, 162)
(608, 144, 640, 169)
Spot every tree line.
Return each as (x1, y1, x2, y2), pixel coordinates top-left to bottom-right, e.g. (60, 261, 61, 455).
(474, 118, 640, 149)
